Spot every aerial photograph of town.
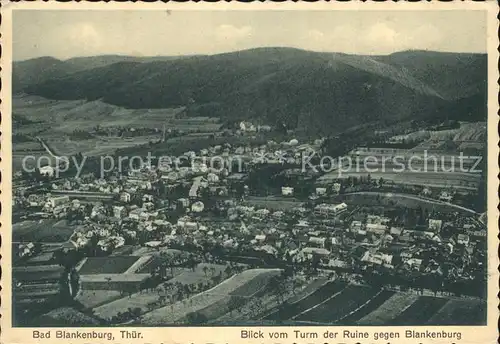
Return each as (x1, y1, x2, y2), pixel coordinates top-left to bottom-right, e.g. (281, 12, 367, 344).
(11, 10, 488, 327)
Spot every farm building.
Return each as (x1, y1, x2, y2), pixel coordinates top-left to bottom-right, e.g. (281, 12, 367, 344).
(189, 176, 204, 198)
(113, 206, 127, 219)
(129, 208, 147, 220)
(390, 227, 404, 236)
(177, 198, 190, 209)
(300, 247, 331, 258)
(457, 234, 470, 245)
(351, 221, 363, 231)
(177, 217, 198, 231)
(367, 215, 390, 225)
(316, 187, 327, 196)
(120, 192, 131, 203)
(314, 202, 348, 216)
(191, 201, 205, 213)
(40, 165, 55, 177)
(308, 236, 327, 248)
(361, 251, 393, 266)
(332, 183, 341, 193)
(439, 191, 454, 202)
(428, 219, 443, 232)
(48, 196, 70, 208)
(325, 258, 350, 270)
(366, 223, 387, 235)
(254, 234, 266, 242)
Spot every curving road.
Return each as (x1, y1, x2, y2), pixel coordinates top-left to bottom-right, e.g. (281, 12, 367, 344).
(36, 136, 61, 159)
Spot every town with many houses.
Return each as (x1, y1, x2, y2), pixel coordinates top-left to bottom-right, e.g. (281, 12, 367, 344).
(12, 120, 487, 326)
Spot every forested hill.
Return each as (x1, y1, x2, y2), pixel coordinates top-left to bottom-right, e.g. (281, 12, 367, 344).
(13, 48, 487, 135)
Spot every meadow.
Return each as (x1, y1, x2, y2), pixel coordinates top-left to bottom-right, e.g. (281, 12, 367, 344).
(77, 256, 143, 275)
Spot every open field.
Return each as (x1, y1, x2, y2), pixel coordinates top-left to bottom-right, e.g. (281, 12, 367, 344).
(92, 289, 167, 320)
(260, 281, 485, 326)
(409, 122, 486, 152)
(179, 269, 279, 322)
(356, 292, 420, 325)
(13, 93, 222, 139)
(360, 295, 486, 326)
(293, 285, 379, 323)
(43, 136, 161, 157)
(140, 268, 281, 325)
(388, 122, 486, 145)
(426, 299, 487, 325)
(265, 281, 348, 321)
(389, 296, 449, 325)
(162, 117, 222, 133)
(12, 94, 224, 167)
(75, 290, 123, 309)
(12, 141, 45, 152)
(13, 219, 75, 243)
(78, 256, 142, 275)
(12, 141, 47, 170)
(13, 94, 185, 132)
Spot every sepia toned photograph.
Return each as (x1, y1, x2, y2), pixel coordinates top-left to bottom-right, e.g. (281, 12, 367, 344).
(4, 5, 496, 336)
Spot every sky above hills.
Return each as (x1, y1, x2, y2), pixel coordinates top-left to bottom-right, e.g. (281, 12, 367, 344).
(13, 10, 486, 61)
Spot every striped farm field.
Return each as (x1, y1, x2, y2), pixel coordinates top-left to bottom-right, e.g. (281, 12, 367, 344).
(285, 278, 329, 304)
(356, 292, 420, 325)
(211, 278, 325, 324)
(388, 296, 449, 325)
(179, 271, 275, 322)
(293, 285, 379, 323)
(140, 268, 281, 325)
(356, 293, 486, 326)
(258, 282, 486, 326)
(336, 290, 396, 324)
(264, 281, 347, 321)
(426, 299, 487, 325)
